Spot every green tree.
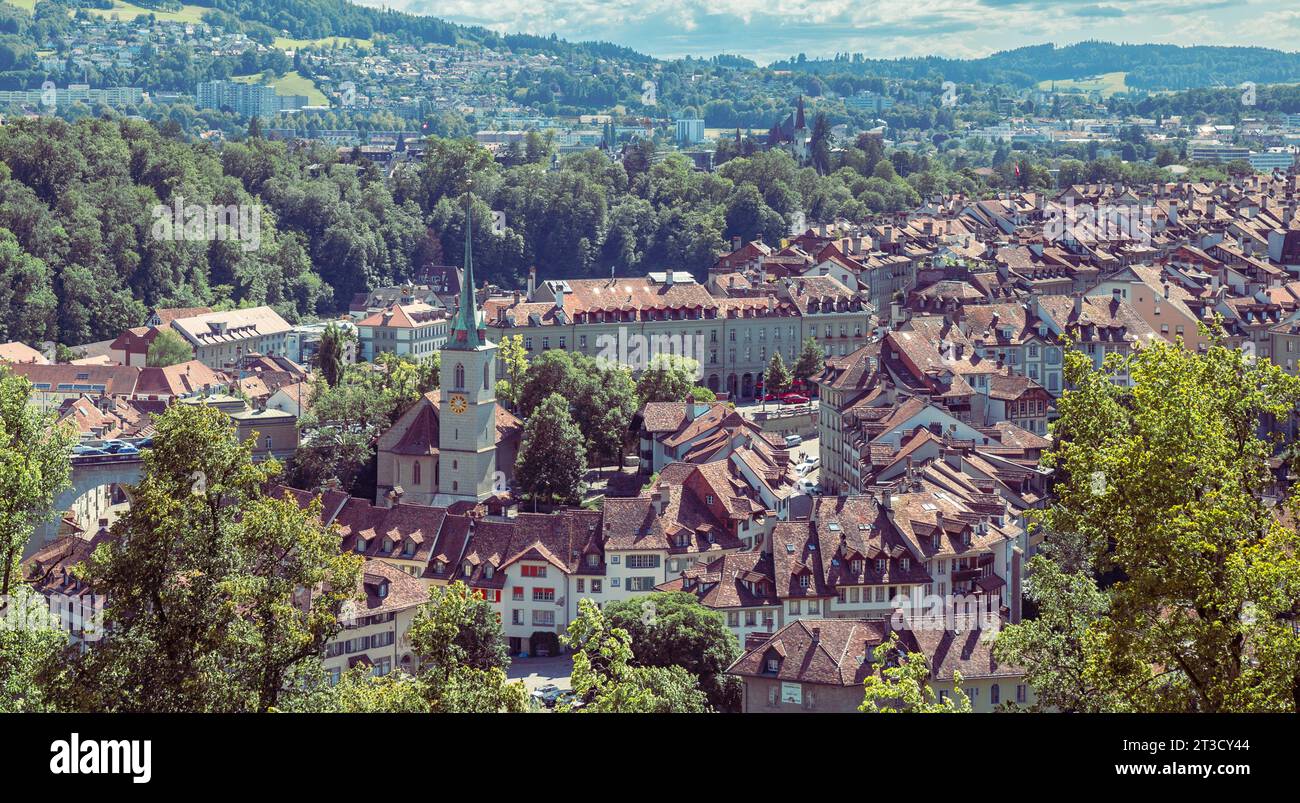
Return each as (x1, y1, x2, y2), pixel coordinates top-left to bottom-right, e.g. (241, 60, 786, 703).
(998, 333, 1300, 712)
(494, 333, 529, 409)
(278, 663, 430, 713)
(407, 581, 527, 713)
(287, 425, 374, 497)
(316, 323, 352, 388)
(764, 351, 793, 398)
(689, 385, 716, 403)
(408, 581, 510, 674)
(145, 329, 194, 368)
(515, 392, 587, 507)
(576, 364, 638, 472)
(635, 354, 699, 406)
(604, 592, 742, 711)
(792, 336, 826, 385)
(860, 632, 971, 713)
(562, 598, 709, 713)
(992, 557, 1118, 712)
(0, 586, 67, 712)
(0, 228, 57, 344)
(0, 366, 72, 595)
(54, 402, 361, 712)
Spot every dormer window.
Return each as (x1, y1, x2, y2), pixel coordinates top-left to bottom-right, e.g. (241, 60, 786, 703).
(355, 538, 366, 553)
(434, 560, 446, 574)
(485, 565, 494, 579)
(462, 561, 473, 577)
(377, 580, 389, 599)
(585, 553, 598, 567)
(766, 657, 780, 673)
(799, 574, 810, 589)
(851, 559, 863, 574)
(901, 557, 911, 571)
(875, 558, 886, 572)
(403, 540, 415, 557)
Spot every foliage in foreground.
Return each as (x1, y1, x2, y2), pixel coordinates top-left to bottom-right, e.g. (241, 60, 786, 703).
(994, 333, 1300, 712)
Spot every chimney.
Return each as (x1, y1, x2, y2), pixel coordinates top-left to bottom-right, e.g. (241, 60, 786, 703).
(811, 627, 821, 643)
(527, 266, 537, 298)
(386, 486, 404, 507)
(1073, 293, 1083, 319)
(731, 235, 742, 253)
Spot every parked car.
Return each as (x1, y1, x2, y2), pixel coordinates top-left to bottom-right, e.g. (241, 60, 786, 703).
(530, 684, 564, 708)
(782, 393, 810, 404)
(784, 434, 803, 448)
(72, 445, 106, 456)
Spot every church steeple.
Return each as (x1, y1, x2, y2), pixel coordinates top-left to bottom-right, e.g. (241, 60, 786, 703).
(795, 95, 806, 130)
(449, 190, 482, 350)
(434, 186, 499, 507)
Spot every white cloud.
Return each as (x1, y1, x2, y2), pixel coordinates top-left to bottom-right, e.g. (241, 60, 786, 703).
(362, 0, 1298, 62)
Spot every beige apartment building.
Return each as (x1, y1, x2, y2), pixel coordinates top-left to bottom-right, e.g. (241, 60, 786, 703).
(322, 561, 428, 682)
(484, 272, 873, 400)
(169, 306, 293, 370)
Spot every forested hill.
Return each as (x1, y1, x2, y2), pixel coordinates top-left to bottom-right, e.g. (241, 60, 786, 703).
(771, 42, 1300, 91)
(0, 112, 981, 348)
(241, 0, 650, 61)
(41, 0, 652, 62)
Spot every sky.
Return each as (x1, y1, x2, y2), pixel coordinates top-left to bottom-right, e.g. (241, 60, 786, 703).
(361, 0, 1300, 64)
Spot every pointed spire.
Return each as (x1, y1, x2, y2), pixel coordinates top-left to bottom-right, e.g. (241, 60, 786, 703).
(449, 189, 482, 350)
(795, 95, 806, 130)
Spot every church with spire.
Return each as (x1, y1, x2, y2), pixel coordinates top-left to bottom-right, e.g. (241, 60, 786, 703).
(432, 194, 501, 507)
(374, 195, 521, 511)
(768, 95, 812, 167)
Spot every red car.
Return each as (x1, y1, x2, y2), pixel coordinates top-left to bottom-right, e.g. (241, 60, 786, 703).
(781, 393, 810, 404)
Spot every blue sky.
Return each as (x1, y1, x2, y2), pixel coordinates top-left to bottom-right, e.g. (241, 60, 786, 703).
(364, 0, 1298, 64)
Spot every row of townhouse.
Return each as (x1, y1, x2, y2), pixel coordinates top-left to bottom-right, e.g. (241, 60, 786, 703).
(725, 618, 1033, 713)
(665, 470, 1026, 646)
(815, 340, 1052, 497)
(271, 451, 782, 663)
(5, 360, 226, 413)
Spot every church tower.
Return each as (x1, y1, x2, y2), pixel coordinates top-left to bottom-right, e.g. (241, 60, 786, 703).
(434, 192, 499, 506)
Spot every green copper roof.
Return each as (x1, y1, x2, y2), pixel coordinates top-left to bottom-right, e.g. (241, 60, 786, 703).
(449, 192, 482, 350)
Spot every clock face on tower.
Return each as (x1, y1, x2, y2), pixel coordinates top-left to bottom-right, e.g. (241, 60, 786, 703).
(448, 393, 468, 415)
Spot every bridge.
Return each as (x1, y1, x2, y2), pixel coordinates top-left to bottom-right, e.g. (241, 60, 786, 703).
(26, 450, 145, 559)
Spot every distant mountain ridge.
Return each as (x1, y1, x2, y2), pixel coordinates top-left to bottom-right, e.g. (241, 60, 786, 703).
(768, 41, 1300, 92)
